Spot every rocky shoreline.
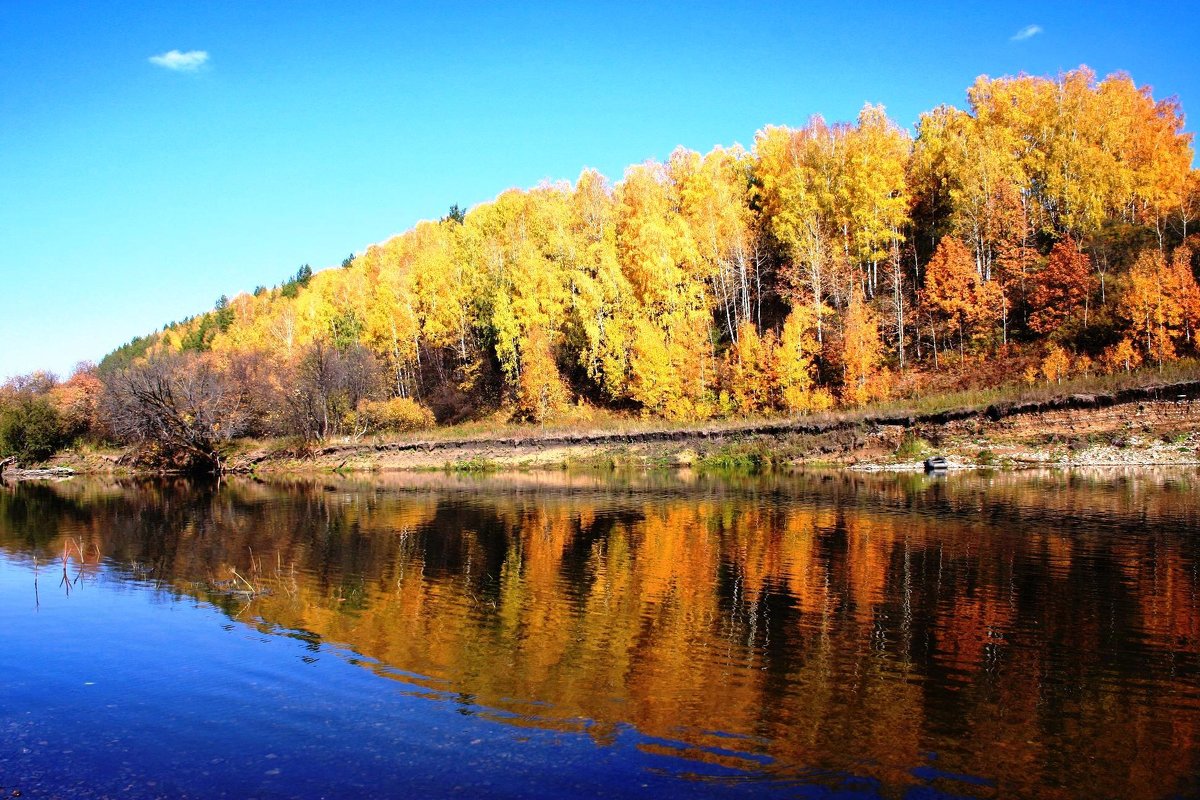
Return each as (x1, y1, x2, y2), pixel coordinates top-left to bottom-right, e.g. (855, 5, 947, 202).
(10, 380, 1199, 479)
(0, 457, 76, 481)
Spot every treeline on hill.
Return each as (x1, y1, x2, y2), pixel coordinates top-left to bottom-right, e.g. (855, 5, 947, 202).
(4, 67, 1200, 473)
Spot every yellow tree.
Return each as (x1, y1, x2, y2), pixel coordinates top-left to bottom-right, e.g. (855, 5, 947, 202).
(912, 101, 1022, 280)
(628, 320, 683, 418)
(844, 104, 912, 296)
(775, 305, 830, 413)
(1107, 78, 1193, 246)
(462, 186, 572, 400)
(963, 68, 1193, 242)
(207, 291, 270, 355)
(757, 108, 911, 346)
(474, 187, 573, 373)
(1101, 338, 1142, 374)
(357, 242, 422, 398)
(265, 301, 299, 357)
(409, 220, 476, 362)
(566, 169, 633, 400)
(515, 326, 569, 423)
(753, 121, 840, 342)
(1117, 249, 1187, 367)
(840, 288, 887, 407)
(671, 146, 759, 343)
(923, 236, 999, 363)
(615, 163, 714, 415)
(486, 292, 520, 388)
(841, 106, 912, 364)
(725, 322, 774, 415)
(1178, 170, 1200, 239)
(1040, 345, 1070, 384)
(1165, 240, 1200, 348)
(615, 163, 696, 321)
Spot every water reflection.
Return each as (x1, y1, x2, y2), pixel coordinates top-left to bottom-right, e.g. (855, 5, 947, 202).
(1, 469, 1198, 798)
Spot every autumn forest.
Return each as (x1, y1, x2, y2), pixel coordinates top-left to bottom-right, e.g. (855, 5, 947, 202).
(3, 67, 1199, 469)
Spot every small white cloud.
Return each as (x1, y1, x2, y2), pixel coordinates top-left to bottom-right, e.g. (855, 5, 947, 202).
(148, 50, 209, 72)
(1010, 25, 1043, 42)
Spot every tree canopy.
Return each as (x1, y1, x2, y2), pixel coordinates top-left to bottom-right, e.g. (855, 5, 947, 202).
(55, 67, 1199, 459)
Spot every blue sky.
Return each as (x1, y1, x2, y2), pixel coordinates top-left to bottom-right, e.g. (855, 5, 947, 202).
(1, 1, 1197, 380)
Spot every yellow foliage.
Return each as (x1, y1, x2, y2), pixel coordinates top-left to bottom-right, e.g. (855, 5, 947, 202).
(628, 321, 712, 421)
(355, 397, 435, 433)
(125, 68, 1196, 435)
(1072, 353, 1095, 379)
(726, 323, 774, 415)
(1100, 338, 1142, 374)
(1118, 249, 1188, 367)
(515, 328, 570, 423)
(1040, 345, 1070, 384)
(840, 290, 888, 407)
(924, 236, 999, 344)
(629, 321, 680, 418)
(776, 305, 825, 414)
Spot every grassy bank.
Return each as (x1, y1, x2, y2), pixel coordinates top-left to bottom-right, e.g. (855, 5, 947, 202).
(20, 366, 1199, 480)
(212, 370, 1200, 475)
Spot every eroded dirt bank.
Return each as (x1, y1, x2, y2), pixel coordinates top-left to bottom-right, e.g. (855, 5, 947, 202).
(220, 380, 1200, 472)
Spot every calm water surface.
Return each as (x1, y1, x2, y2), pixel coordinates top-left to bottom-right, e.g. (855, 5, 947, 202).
(1, 469, 1198, 799)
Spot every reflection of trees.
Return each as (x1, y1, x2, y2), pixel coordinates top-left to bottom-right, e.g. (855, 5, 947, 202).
(1, 469, 1198, 798)
(0, 480, 89, 547)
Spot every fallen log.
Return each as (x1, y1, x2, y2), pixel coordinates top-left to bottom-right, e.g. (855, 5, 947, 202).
(3, 466, 75, 481)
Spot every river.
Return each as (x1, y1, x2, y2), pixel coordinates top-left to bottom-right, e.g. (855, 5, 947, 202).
(1, 468, 1197, 798)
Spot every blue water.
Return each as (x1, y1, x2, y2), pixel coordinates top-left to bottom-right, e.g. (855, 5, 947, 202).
(1, 556, 862, 799)
(2, 470, 1198, 799)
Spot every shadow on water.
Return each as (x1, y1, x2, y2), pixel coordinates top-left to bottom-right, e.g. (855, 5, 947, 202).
(1, 467, 1199, 799)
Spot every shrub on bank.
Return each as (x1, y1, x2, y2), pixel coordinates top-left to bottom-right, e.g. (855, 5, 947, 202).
(355, 397, 436, 434)
(0, 396, 69, 463)
(895, 434, 931, 460)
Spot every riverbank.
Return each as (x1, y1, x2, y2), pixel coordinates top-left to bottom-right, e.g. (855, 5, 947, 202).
(24, 379, 1200, 478)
